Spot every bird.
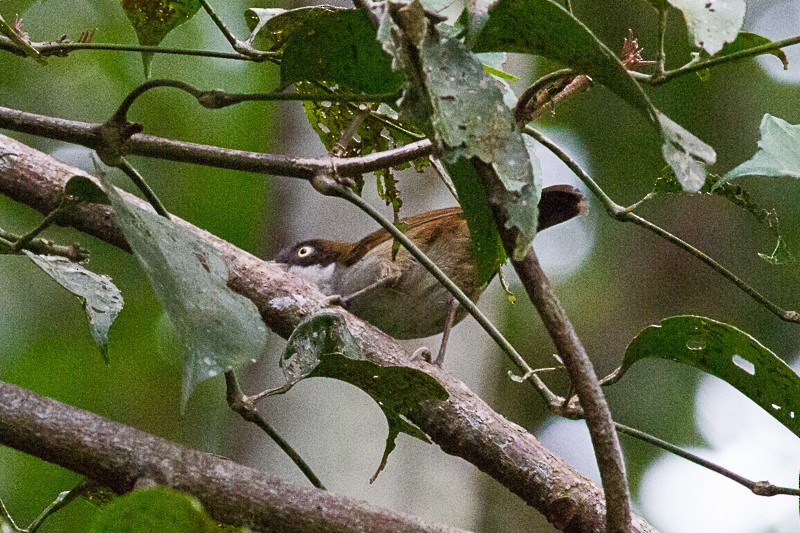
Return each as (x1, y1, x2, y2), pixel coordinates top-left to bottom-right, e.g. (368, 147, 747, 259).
(275, 184, 587, 365)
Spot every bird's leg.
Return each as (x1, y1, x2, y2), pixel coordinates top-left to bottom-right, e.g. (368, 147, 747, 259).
(432, 297, 459, 367)
(322, 274, 400, 308)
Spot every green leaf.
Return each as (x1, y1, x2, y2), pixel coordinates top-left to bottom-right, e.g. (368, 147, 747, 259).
(298, 83, 427, 196)
(282, 310, 448, 482)
(23, 251, 122, 364)
(470, 0, 716, 192)
(667, 0, 745, 55)
(248, 6, 404, 95)
(445, 158, 505, 286)
(700, 31, 789, 70)
(121, 0, 201, 77)
(471, 0, 655, 122)
(721, 114, 800, 184)
(606, 315, 800, 438)
(64, 175, 111, 205)
(97, 176, 267, 409)
(281, 9, 404, 94)
(657, 111, 717, 192)
(87, 487, 221, 533)
(382, 0, 539, 258)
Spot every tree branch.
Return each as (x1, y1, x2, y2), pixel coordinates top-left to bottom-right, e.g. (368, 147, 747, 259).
(0, 380, 466, 533)
(0, 134, 658, 532)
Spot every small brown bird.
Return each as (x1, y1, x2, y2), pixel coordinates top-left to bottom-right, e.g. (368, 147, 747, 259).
(276, 185, 587, 364)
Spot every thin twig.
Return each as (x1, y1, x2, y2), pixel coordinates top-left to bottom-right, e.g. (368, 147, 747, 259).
(615, 422, 800, 497)
(524, 126, 800, 324)
(117, 159, 170, 219)
(0, 105, 434, 180)
(650, 34, 800, 85)
(223, 372, 326, 490)
(0, 35, 266, 61)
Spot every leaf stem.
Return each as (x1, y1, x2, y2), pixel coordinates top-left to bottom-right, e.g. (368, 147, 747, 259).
(615, 422, 800, 497)
(654, 7, 668, 77)
(117, 159, 170, 219)
(525, 126, 800, 324)
(651, 34, 800, 85)
(223, 372, 326, 490)
(198, 0, 269, 59)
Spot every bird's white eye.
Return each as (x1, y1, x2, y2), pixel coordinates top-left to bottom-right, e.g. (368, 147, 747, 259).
(297, 246, 313, 258)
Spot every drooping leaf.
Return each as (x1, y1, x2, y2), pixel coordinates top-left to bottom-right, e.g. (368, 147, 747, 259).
(121, 0, 201, 76)
(657, 111, 717, 192)
(667, 0, 745, 55)
(470, 0, 716, 192)
(721, 114, 800, 184)
(86, 487, 222, 533)
(605, 315, 800, 438)
(445, 158, 505, 286)
(650, 169, 795, 265)
(245, 6, 317, 51)
(64, 175, 111, 205)
(282, 310, 448, 482)
(97, 175, 267, 409)
(381, 0, 539, 258)
(23, 251, 123, 364)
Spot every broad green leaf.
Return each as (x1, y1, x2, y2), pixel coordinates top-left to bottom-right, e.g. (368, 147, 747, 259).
(470, 0, 716, 192)
(650, 169, 795, 265)
(121, 0, 201, 76)
(282, 310, 448, 482)
(445, 158, 505, 285)
(87, 488, 221, 533)
(667, 0, 745, 55)
(97, 175, 267, 409)
(281, 9, 404, 94)
(606, 316, 800, 438)
(471, 0, 655, 122)
(721, 114, 800, 184)
(249, 7, 404, 95)
(23, 251, 122, 363)
(699, 31, 789, 70)
(658, 111, 717, 192)
(381, 0, 539, 258)
(64, 175, 110, 205)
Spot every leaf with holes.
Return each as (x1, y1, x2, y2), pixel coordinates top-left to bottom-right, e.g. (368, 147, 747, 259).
(721, 114, 800, 184)
(381, 0, 539, 258)
(282, 310, 448, 482)
(23, 251, 123, 363)
(605, 315, 800, 438)
(658, 111, 716, 192)
(97, 175, 266, 409)
(122, 0, 201, 76)
(298, 81, 426, 199)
